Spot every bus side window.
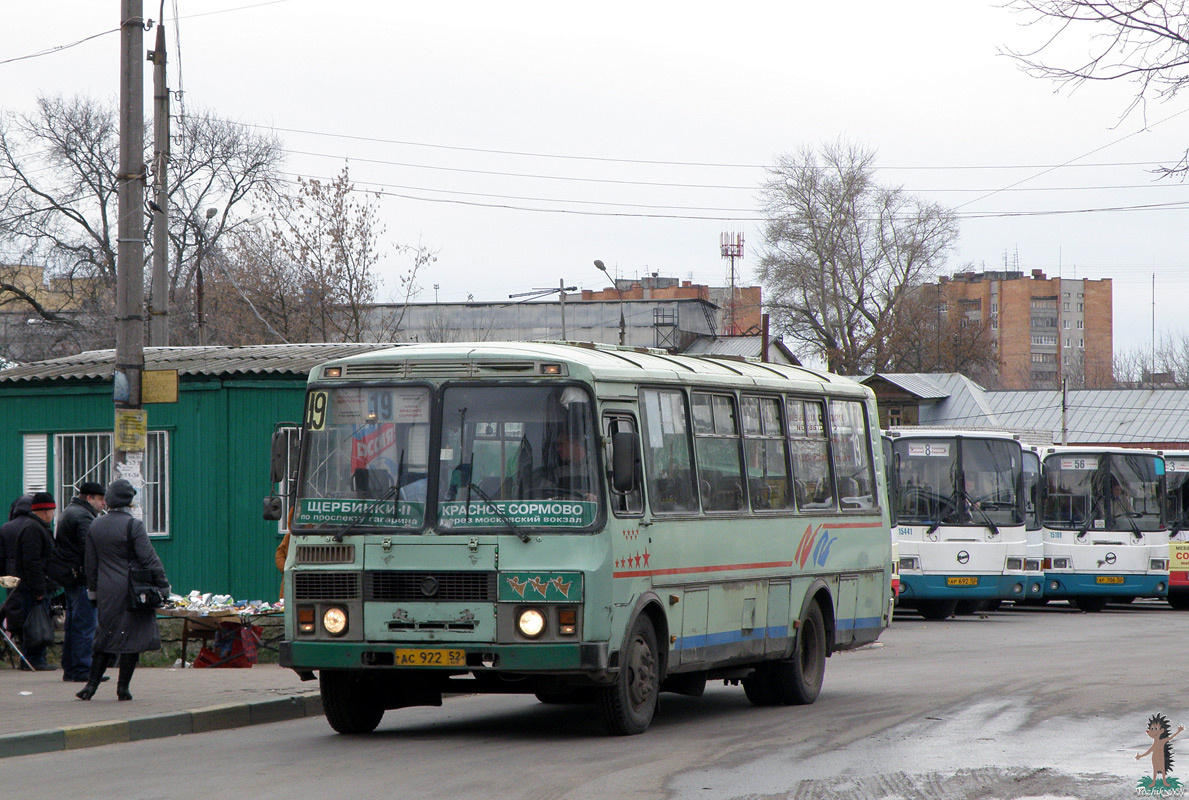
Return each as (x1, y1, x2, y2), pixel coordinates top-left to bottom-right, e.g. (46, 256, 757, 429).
(640, 388, 698, 514)
(789, 398, 836, 511)
(603, 414, 643, 517)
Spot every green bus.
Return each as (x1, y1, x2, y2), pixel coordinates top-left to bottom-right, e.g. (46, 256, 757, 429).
(270, 342, 892, 735)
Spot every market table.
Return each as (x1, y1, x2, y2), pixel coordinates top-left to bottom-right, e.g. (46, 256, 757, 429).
(158, 606, 282, 667)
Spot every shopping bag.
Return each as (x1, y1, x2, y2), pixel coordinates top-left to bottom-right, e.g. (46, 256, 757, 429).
(22, 599, 54, 650)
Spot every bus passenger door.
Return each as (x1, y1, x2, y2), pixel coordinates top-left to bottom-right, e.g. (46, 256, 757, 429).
(835, 575, 859, 646)
(678, 587, 709, 666)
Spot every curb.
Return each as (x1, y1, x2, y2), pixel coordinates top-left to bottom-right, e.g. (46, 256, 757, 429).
(0, 693, 323, 759)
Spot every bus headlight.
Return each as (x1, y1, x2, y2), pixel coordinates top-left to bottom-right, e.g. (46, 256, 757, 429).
(323, 606, 348, 636)
(1051, 557, 1071, 570)
(1151, 559, 1169, 571)
(1005, 557, 1024, 571)
(517, 608, 546, 638)
(899, 556, 920, 572)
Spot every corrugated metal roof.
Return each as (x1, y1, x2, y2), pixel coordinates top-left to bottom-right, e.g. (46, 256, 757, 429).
(866, 373, 952, 400)
(0, 343, 400, 383)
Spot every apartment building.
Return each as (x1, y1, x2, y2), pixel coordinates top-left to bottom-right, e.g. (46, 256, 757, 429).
(933, 269, 1113, 389)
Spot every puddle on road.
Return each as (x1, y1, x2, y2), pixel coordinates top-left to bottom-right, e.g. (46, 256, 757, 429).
(669, 697, 1184, 799)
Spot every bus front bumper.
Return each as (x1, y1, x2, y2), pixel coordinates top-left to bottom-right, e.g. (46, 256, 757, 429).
(899, 574, 1030, 601)
(280, 640, 609, 673)
(1043, 573, 1168, 598)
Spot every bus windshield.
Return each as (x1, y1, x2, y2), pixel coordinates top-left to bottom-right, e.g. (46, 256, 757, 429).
(295, 386, 433, 529)
(893, 437, 1022, 527)
(292, 383, 601, 532)
(1163, 457, 1189, 533)
(436, 384, 599, 530)
(1043, 452, 1164, 532)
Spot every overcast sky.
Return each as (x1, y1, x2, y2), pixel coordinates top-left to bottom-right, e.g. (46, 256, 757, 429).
(3, 1, 1188, 359)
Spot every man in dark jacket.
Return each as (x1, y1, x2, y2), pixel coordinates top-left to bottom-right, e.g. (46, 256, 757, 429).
(55, 482, 105, 681)
(13, 492, 58, 670)
(0, 494, 31, 576)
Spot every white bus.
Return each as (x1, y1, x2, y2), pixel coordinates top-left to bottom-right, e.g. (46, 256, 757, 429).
(888, 429, 1029, 619)
(1039, 446, 1169, 611)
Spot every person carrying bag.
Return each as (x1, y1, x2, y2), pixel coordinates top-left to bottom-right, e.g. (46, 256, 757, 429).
(77, 480, 170, 701)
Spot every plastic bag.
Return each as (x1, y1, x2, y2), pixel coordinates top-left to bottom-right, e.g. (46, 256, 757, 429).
(23, 599, 54, 650)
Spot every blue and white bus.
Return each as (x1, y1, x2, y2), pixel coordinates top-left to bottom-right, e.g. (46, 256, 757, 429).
(888, 429, 1029, 619)
(1039, 446, 1169, 611)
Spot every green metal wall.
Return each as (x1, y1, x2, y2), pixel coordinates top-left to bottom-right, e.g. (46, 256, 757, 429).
(0, 375, 307, 602)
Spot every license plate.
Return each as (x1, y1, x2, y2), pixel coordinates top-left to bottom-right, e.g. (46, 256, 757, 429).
(1096, 576, 1124, 584)
(946, 577, 978, 586)
(393, 648, 465, 667)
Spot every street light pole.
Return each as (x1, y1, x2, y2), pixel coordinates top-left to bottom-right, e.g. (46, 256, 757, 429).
(594, 260, 625, 346)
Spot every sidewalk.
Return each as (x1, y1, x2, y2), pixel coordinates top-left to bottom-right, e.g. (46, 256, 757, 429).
(0, 664, 322, 759)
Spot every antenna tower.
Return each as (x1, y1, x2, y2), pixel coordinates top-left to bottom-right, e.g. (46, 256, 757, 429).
(720, 232, 744, 336)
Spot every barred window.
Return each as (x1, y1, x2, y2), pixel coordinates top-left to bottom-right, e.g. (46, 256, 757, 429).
(53, 431, 171, 536)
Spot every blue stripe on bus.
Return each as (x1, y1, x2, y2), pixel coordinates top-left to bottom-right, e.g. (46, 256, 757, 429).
(673, 617, 882, 649)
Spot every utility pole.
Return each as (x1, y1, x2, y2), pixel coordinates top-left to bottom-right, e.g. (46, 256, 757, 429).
(508, 279, 577, 341)
(115, 0, 148, 506)
(559, 278, 568, 340)
(149, 21, 169, 345)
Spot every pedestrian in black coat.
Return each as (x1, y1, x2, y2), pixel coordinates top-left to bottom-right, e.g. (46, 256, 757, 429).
(55, 482, 105, 681)
(12, 492, 59, 670)
(0, 494, 32, 576)
(77, 479, 170, 701)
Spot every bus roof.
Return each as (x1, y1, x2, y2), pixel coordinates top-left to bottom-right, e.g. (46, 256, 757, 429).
(311, 341, 869, 397)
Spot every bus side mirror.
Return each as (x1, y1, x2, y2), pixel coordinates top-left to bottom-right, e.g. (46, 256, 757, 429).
(270, 430, 289, 484)
(611, 431, 639, 494)
(263, 495, 283, 521)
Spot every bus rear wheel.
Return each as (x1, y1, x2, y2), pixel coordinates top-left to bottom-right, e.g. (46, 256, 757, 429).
(320, 671, 385, 734)
(916, 599, 958, 620)
(745, 602, 827, 706)
(597, 615, 659, 735)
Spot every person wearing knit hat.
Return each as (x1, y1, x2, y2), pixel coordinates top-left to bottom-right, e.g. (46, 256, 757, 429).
(78, 478, 170, 701)
(12, 491, 57, 670)
(54, 481, 106, 682)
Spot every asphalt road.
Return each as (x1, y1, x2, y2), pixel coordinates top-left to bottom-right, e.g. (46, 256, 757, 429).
(4, 600, 1183, 799)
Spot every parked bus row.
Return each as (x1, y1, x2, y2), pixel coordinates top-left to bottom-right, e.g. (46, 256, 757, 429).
(268, 342, 894, 736)
(886, 428, 1181, 618)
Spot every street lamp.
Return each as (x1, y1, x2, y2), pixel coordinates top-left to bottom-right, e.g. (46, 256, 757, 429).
(594, 260, 625, 346)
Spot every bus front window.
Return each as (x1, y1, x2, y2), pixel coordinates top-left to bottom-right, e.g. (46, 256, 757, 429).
(436, 385, 599, 530)
(893, 438, 958, 525)
(294, 386, 431, 529)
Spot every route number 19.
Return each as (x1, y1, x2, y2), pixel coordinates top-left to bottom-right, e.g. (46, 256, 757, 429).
(306, 391, 328, 431)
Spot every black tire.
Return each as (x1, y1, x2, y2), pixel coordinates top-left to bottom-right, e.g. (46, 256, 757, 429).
(1169, 593, 1189, 610)
(742, 665, 780, 706)
(916, 599, 959, 620)
(598, 615, 660, 735)
(768, 601, 827, 705)
(1072, 596, 1108, 613)
(320, 671, 384, 734)
(983, 599, 1002, 612)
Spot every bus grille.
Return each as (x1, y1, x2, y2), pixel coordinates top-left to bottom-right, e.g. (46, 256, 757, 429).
(293, 571, 361, 600)
(365, 571, 498, 602)
(295, 544, 355, 564)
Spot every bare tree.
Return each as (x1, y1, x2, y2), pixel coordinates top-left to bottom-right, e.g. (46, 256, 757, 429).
(0, 94, 283, 349)
(211, 165, 435, 344)
(758, 140, 959, 374)
(1002, 1, 1189, 176)
(884, 284, 998, 384)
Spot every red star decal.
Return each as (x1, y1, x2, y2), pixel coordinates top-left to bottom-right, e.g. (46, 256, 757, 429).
(634, 552, 642, 568)
(642, 549, 650, 567)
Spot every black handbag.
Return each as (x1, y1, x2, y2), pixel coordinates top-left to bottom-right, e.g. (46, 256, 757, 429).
(124, 517, 164, 611)
(22, 596, 54, 649)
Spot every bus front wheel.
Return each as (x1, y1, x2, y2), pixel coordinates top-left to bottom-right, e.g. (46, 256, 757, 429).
(1169, 593, 1189, 610)
(598, 615, 659, 735)
(321, 671, 384, 734)
(916, 599, 958, 620)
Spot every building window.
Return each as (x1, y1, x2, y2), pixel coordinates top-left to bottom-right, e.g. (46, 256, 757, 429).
(1076, 320, 1084, 329)
(991, 319, 998, 330)
(1063, 302, 1070, 311)
(52, 431, 171, 536)
(1077, 302, 1084, 312)
(888, 406, 902, 427)
(1063, 320, 1070, 329)
(1065, 337, 1071, 347)
(991, 303, 998, 314)
(1079, 338, 1084, 348)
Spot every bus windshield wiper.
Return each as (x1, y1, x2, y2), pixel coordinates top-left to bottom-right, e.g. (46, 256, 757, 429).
(333, 484, 400, 543)
(464, 482, 531, 543)
(965, 490, 1001, 537)
(1076, 494, 1106, 540)
(927, 490, 960, 535)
